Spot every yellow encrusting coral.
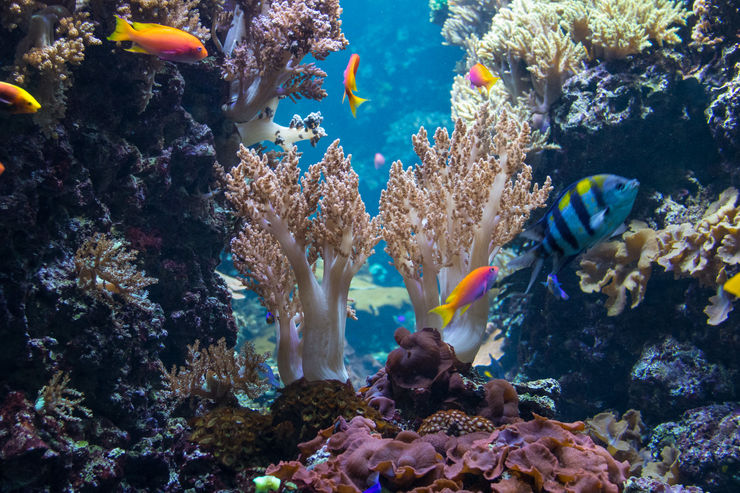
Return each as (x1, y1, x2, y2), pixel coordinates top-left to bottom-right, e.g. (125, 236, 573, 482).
(577, 188, 740, 324)
(578, 221, 661, 316)
(74, 232, 158, 311)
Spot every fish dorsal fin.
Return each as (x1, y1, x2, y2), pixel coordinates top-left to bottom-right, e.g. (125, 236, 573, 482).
(131, 21, 166, 31)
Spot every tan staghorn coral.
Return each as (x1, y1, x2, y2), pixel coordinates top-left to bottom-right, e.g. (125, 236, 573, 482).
(11, 5, 100, 133)
(74, 232, 158, 311)
(577, 188, 740, 324)
(225, 141, 380, 382)
(0, 0, 44, 30)
(477, 0, 588, 111)
(475, 0, 688, 112)
(218, 0, 346, 148)
(583, 0, 689, 60)
(160, 338, 268, 405)
(379, 104, 552, 362)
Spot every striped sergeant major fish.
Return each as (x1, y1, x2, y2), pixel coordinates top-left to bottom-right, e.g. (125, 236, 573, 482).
(509, 174, 639, 299)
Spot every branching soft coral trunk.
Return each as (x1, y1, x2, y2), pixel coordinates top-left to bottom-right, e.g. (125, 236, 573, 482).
(226, 141, 380, 382)
(380, 105, 552, 363)
(218, 0, 347, 148)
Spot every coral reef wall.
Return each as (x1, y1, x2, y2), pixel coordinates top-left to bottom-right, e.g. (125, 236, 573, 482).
(0, 3, 235, 489)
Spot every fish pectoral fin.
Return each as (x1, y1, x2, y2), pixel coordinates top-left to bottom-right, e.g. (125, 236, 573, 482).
(589, 208, 608, 230)
(124, 44, 150, 54)
(0, 95, 12, 105)
(609, 222, 628, 238)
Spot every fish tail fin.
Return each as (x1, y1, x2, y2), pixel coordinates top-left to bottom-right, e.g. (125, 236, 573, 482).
(107, 16, 135, 42)
(484, 76, 500, 92)
(348, 91, 368, 118)
(429, 303, 456, 329)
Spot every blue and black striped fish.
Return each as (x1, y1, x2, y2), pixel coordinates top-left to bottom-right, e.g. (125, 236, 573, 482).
(510, 174, 639, 299)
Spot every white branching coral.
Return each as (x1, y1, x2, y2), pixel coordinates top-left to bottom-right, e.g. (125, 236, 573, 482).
(379, 104, 552, 362)
(225, 141, 380, 382)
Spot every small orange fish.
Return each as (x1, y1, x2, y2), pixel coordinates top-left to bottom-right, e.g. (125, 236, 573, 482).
(0, 81, 41, 114)
(429, 265, 499, 328)
(0, 161, 4, 176)
(107, 16, 208, 63)
(343, 53, 368, 117)
(466, 63, 499, 94)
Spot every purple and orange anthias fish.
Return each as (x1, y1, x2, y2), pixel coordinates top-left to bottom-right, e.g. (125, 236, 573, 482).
(429, 265, 499, 328)
(107, 16, 208, 63)
(343, 53, 369, 117)
(0, 81, 41, 114)
(466, 63, 500, 94)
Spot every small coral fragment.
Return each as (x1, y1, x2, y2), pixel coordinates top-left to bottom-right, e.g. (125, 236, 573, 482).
(160, 338, 269, 405)
(74, 232, 158, 311)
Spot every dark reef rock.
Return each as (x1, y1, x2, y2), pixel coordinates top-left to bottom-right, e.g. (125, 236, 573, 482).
(550, 52, 721, 194)
(0, 25, 234, 492)
(651, 403, 740, 493)
(628, 337, 735, 421)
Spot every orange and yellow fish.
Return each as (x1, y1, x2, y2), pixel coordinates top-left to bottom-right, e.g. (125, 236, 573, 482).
(0, 161, 4, 176)
(343, 53, 368, 117)
(465, 63, 499, 94)
(107, 16, 208, 63)
(0, 82, 41, 114)
(429, 265, 499, 328)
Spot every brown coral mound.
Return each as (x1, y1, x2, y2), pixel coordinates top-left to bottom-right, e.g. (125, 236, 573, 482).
(270, 378, 392, 457)
(189, 406, 275, 469)
(363, 327, 520, 426)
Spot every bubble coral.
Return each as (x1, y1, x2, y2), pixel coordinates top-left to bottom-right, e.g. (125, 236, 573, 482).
(269, 379, 393, 457)
(418, 409, 495, 436)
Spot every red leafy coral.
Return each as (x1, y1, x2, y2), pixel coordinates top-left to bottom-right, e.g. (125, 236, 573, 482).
(267, 413, 629, 493)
